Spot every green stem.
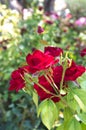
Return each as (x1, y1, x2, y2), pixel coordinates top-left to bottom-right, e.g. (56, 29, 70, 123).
(0, 97, 6, 121)
(45, 74, 59, 95)
(19, 108, 27, 130)
(36, 82, 58, 97)
(25, 74, 59, 97)
(60, 67, 66, 90)
(48, 74, 59, 91)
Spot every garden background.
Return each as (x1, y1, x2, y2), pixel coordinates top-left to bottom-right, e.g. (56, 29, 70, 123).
(0, 0, 86, 130)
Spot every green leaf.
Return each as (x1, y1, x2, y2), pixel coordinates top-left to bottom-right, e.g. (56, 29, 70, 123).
(56, 101, 64, 110)
(78, 113, 86, 124)
(38, 99, 58, 130)
(68, 81, 78, 88)
(56, 124, 64, 130)
(67, 92, 78, 111)
(24, 73, 34, 95)
(23, 85, 33, 96)
(64, 107, 73, 121)
(77, 72, 86, 90)
(81, 123, 86, 130)
(24, 73, 33, 85)
(66, 117, 82, 130)
(72, 89, 86, 112)
(32, 91, 38, 107)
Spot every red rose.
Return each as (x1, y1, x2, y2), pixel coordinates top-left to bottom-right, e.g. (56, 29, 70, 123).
(80, 48, 86, 57)
(53, 61, 85, 83)
(26, 50, 56, 73)
(37, 26, 44, 34)
(34, 60, 85, 102)
(53, 62, 85, 82)
(34, 76, 60, 102)
(9, 66, 30, 92)
(44, 46, 63, 57)
(65, 61, 85, 81)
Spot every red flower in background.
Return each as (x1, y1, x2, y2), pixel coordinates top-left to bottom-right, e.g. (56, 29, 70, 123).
(38, 6, 43, 11)
(37, 26, 44, 34)
(26, 50, 57, 73)
(45, 20, 53, 25)
(44, 46, 63, 57)
(9, 66, 30, 92)
(80, 48, 86, 57)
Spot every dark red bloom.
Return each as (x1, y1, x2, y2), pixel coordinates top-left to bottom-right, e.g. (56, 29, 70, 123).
(26, 50, 56, 73)
(80, 48, 86, 57)
(34, 76, 60, 102)
(34, 60, 85, 102)
(37, 26, 44, 34)
(44, 12, 51, 16)
(45, 20, 53, 25)
(9, 66, 30, 92)
(44, 46, 63, 57)
(53, 61, 85, 83)
(38, 6, 43, 11)
(65, 61, 85, 81)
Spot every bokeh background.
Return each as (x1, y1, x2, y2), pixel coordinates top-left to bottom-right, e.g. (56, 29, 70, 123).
(0, 0, 86, 130)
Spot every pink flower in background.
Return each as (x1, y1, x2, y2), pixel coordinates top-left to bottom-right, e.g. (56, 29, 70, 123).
(50, 13, 59, 21)
(75, 17, 86, 27)
(37, 26, 44, 34)
(66, 13, 72, 19)
(23, 8, 33, 20)
(80, 48, 86, 57)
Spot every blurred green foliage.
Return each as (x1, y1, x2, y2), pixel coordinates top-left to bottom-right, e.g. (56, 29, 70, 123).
(0, 4, 47, 130)
(66, 0, 86, 18)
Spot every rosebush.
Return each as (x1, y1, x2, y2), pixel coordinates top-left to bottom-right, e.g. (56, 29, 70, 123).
(9, 46, 86, 130)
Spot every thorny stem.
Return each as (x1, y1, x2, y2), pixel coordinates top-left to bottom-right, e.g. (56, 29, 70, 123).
(48, 73, 59, 91)
(46, 68, 60, 92)
(23, 68, 71, 107)
(24, 73, 59, 97)
(44, 74, 59, 95)
(37, 77, 70, 107)
(60, 67, 66, 90)
(60, 53, 69, 90)
(36, 82, 58, 97)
